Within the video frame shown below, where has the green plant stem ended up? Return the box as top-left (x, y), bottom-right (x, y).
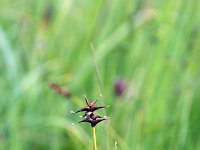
top-left (92, 127), bottom-right (97, 150)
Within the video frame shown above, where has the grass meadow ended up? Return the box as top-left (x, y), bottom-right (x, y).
top-left (0, 0), bottom-right (200, 149)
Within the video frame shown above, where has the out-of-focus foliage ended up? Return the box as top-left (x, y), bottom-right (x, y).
top-left (0, 0), bottom-right (200, 149)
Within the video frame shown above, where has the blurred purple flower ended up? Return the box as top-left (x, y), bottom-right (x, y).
top-left (114, 79), bottom-right (127, 96)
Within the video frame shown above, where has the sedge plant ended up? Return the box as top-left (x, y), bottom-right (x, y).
top-left (72, 95), bottom-right (109, 150)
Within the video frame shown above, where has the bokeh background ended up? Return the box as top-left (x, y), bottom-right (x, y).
top-left (0, 0), bottom-right (200, 149)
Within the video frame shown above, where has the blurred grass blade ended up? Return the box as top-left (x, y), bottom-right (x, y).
top-left (0, 25), bottom-right (17, 81)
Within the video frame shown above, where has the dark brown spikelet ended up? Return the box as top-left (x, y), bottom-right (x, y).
top-left (49, 82), bottom-right (71, 98)
top-left (75, 106), bottom-right (90, 113)
top-left (74, 106), bottom-right (106, 113)
top-left (84, 95), bottom-right (98, 107)
top-left (83, 112), bottom-right (102, 120)
top-left (78, 117), bottom-right (107, 127)
top-left (90, 106), bottom-right (106, 112)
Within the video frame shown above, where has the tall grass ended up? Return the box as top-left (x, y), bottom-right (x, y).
top-left (0, 0), bottom-right (200, 149)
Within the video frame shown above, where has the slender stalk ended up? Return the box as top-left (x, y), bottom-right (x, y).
top-left (92, 127), bottom-right (97, 150)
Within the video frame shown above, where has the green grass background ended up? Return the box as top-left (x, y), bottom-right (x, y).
top-left (0, 0), bottom-right (200, 149)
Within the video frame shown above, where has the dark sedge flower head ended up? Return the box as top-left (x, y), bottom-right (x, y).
top-left (73, 95), bottom-right (109, 127)
top-left (78, 116), bottom-right (108, 127)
